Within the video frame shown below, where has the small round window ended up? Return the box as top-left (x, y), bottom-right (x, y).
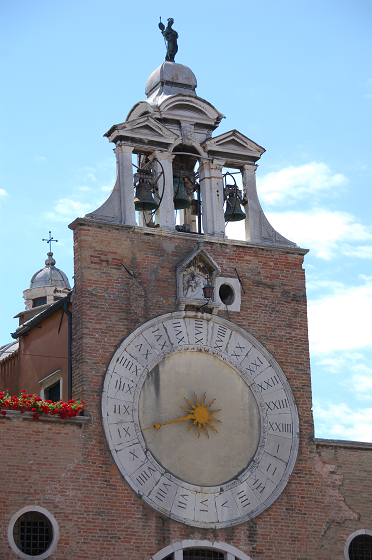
top-left (219, 283), bottom-right (235, 306)
top-left (8, 506), bottom-right (59, 559)
top-left (348, 534), bottom-right (372, 560)
top-left (14, 511), bottom-right (52, 556)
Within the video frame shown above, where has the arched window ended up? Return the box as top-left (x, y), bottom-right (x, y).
top-left (151, 540), bottom-right (252, 560)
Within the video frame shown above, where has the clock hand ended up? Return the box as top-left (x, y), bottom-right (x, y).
top-left (144, 413), bottom-right (194, 430)
top-left (143, 392), bottom-right (222, 438)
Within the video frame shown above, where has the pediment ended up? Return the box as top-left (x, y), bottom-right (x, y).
top-left (176, 246), bottom-right (221, 303)
top-left (202, 129), bottom-right (265, 155)
top-left (159, 95), bottom-right (225, 126)
top-left (126, 101), bottom-right (154, 122)
top-left (104, 115), bottom-right (178, 143)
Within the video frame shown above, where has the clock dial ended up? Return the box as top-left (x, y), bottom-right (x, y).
top-left (102, 312), bottom-right (299, 528)
top-left (139, 351), bottom-right (261, 486)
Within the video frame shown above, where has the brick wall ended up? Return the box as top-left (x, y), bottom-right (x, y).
top-left (1, 220), bottom-right (370, 560)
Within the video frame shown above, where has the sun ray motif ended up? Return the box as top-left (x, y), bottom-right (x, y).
top-left (144, 391), bottom-right (222, 438)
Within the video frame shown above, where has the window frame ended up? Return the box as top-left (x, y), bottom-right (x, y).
top-left (151, 540), bottom-right (252, 560)
top-left (345, 529), bottom-right (372, 560)
top-left (39, 369), bottom-right (62, 401)
top-left (7, 505), bottom-right (60, 560)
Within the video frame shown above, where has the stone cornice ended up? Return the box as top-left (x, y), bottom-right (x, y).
top-left (314, 437), bottom-right (372, 450)
top-left (68, 217), bottom-right (309, 256)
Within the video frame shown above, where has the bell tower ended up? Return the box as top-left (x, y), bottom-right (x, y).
top-left (86, 60), bottom-right (294, 247)
top-left (68, 27), bottom-right (312, 558)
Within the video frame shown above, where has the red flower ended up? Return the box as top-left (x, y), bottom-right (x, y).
top-left (1, 410), bottom-right (6, 416)
top-left (33, 412), bottom-right (39, 420)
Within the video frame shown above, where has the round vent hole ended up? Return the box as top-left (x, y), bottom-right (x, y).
top-left (219, 284), bottom-right (235, 306)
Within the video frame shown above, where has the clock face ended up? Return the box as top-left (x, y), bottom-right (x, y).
top-left (102, 312), bottom-right (299, 528)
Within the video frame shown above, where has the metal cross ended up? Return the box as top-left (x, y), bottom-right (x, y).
top-left (42, 231), bottom-right (58, 252)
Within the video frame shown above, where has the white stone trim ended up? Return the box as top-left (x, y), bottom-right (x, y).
top-left (344, 529), bottom-right (372, 560)
top-left (150, 540), bottom-right (252, 560)
top-left (39, 369), bottom-right (62, 401)
top-left (7, 505), bottom-right (60, 559)
top-left (215, 277), bottom-right (241, 312)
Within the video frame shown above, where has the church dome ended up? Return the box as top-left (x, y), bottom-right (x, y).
top-left (145, 62), bottom-right (197, 101)
top-left (30, 252), bottom-right (71, 290)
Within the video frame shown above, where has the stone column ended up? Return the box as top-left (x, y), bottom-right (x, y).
top-left (241, 163), bottom-right (259, 242)
top-left (114, 143), bottom-right (136, 226)
top-left (199, 159), bottom-right (225, 237)
top-left (152, 152), bottom-right (175, 231)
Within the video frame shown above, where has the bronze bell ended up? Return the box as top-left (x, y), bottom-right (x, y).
top-left (173, 177), bottom-right (191, 210)
top-left (224, 194), bottom-right (246, 222)
top-left (134, 171), bottom-right (158, 212)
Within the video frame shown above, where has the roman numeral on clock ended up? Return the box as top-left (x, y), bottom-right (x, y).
top-left (194, 320), bottom-right (204, 344)
top-left (200, 498), bottom-right (208, 512)
top-left (178, 494), bottom-right (188, 510)
top-left (266, 398), bottom-right (288, 411)
top-left (237, 490), bottom-right (250, 508)
top-left (152, 328), bottom-right (162, 341)
top-left (117, 426), bottom-right (131, 438)
top-left (245, 356), bottom-right (263, 374)
top-left (214, 326), bottom-right (227, 350)
top-left (136, 465), bottom-right (156, 486)
top-left (256, 375), bottom-right (280, 392)
top-left (172, 321), bottom-right (185, 344)
top-left (155, 482), bottom-right (172, 503)
top-left (269, 421), bottom-right (292, 433)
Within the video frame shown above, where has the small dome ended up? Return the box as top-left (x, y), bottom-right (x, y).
top-left (30, 252), bottom-right (71, 290)
top-left (0, 341), bottom-right (19, 362)
top-left (145, 62), bottom-right (197, 97)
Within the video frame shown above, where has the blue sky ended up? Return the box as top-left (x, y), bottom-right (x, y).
top-left (1, 0), bottom-right (371, 441)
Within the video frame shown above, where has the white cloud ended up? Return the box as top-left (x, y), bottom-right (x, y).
top-left (0, 189), bottom-right (8, 197)
top-left (314, 352), bottom-right (372, 401)
top-left (266, 209), bottom-right (372, 259)
top-left (35, 156), bottom-right (47, 162)
top-left (342, 245), bottom-right (372, 259)
top-left (257, 162), bottom-right (347, 205)
top-left (314, 352), bottom-right (364, 374)
top-left (45, 198), bottom-right (94, 222)
top-left (347, 365), bottom-right (372, 401)
top-left (101, 186), bottom-right (111, 192)
top-left (314, 402), bottom-right (372, 442)
top-left (308, 277), bottom-right (372, 354)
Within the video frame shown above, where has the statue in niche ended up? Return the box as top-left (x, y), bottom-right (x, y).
top-left (159, 18), bottom-right (178, 62)
top-left (183, 270), bottom-right (205, 299)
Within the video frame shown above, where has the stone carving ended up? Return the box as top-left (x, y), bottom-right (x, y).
top-left (176, 247), bottom-right (221, 312)
top-left (183, 270), bottom-right (205, 299)
top-left (181, 124), bottom-right (196, 145)
top-left (158, 18), bottom-right (178, 62)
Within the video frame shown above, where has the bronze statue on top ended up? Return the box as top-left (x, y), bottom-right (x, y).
top-left (159, 17), bottom-right (178, 62)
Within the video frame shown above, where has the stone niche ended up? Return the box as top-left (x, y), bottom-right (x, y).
top-left (176, 246), bottom-right (221, 312)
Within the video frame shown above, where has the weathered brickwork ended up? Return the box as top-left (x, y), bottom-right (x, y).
top-left (1, 220), bottom-right (371, 559)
